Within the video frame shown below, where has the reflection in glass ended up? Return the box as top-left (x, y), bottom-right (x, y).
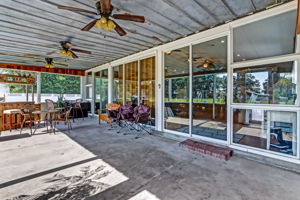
top-left (86, 71), bottom-right (92, 85)
top-left (140, 57), bottom-right (156, 124)
top-left (113, 65), bottom-right (124, 105)
top-left (192, 36), bottom-right (227, 140)
top-left (233, 11), bottom-right (296, 62)
top-left (233, 109), bottom-right (297, 156)
top-left (233, 62), bottom-right (297, 104)
top-left (164, 46), bottom-right (189, 133)
top-left (95, 70), bottom-right (108, 114)
top-left (125, 61), bottom-right (138, 105)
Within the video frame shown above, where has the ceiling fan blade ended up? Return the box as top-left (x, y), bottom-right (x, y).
top-left (81, 19), bottom-right (98, 31)
top-left (112, 14), bottom-right (145, 23)
top-left (100, 0), bottom-right (111, 13)
top-left (57, 5), bottom-right (97, 15)
top-left (54, 62), bottom-right (69, 66)
top-left (113, 21), bottom-right (126, 36)
top-left (71, 51), bottom-right (79, 59)
top-left (71, 48), bottom-right (92, 54)
top-left (46, 50), bottom-right (57, 55)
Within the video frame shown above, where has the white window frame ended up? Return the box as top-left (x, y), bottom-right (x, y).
top-left (85, 1), bottom-right (300, 163)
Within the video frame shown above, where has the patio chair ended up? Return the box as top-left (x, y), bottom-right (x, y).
top-left (133, 105), bottom-right (152, 138)
top-left (52, 108), bottom-right (73, 134)
top-left (19, 109), bottom-right (33, 135)
top-left (45, 99), bottom-right (65, 112)
top-left (105, 103), bottom-right (121, 128)
top-left (73, 98), bottom-right (84, 121)
top-left (118, 104), bottom-right (136, 134)
top-left (20, 104), bottom-right (40, 135)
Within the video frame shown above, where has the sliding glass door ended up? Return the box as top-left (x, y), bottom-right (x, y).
top-left (111, 56), bottom-right (156, 124)
top-left (112, 65), bottom-right (124, 105)
top-left (140, 57), bottom-right (156, 124)
top-left (192, 36), bottom-right (227, 140)
top-left (125, 61), bottom-right (138, 105)
top-left (163, 36), bottom-right (227, 139)
top-left (164, 46), bottom-right (190, 134)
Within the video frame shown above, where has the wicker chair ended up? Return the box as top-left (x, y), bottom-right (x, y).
top-left (45, 99), bottom-right (65, 112)
top-left (73, 98), bottom-right (84, 121)
top-left (52, 108), bottom-right (73, 134)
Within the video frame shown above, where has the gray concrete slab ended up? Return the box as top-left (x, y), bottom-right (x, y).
top-left (0, 119), bottom-right (300, 200)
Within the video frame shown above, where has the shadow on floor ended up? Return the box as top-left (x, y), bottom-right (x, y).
top-left (0, 133), bottom-right (31, 142)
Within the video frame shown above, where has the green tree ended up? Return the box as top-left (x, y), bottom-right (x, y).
top-left (41, 73), bottom-right (80, 94)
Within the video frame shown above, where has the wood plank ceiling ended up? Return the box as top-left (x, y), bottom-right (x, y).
top-left (0, 0), bottom-right (292, 70)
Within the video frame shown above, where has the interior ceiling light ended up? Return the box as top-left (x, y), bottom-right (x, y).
top-left (237, 54), bottom-right (241, 57)
top-left (165, 51), bottom-right (172, 55)
top-left (221, 40), bottom-right (225, 43)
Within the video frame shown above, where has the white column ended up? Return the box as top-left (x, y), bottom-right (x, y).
top-left (123, 64), bottom-right (126, 105)
top-left (227, 30), bottom-right (233, 146)
top-left (81, 76), bottom-right (86, 100)
top-left (36, 72), bottom-right (41, 103)
top-left (168, 79), bottom-right (172, 101)
top-left (91, 72), bottom-right (95, 115)
top-left (156, 47), bottom-right (164, 131)
top-left (212, 74), bottom-right (216, 120)
top-left (189, 44), bottom-right (193, 137)
top-left (138, 59), bottom-right (141, 105)
top-left (295, 34), bottom-right (300, 158)
top-left (108, 65), bottom-right (113, 103)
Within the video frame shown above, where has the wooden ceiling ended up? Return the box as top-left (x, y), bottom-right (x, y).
top-left (0, 0), bottom-right (292, 70)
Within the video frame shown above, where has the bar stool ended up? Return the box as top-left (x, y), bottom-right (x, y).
top-left (3, 109), bottom-right (22, 132)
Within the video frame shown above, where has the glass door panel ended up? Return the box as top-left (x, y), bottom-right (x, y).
top-left (164, 46), bottom-right (190, 133)
top-left (95, 69), bottom-right (108, 114)
top-left (192, 36), bottom-right (227, 140)
top-left (233, 109), bottom-right (297, 156)
top-left (140, 56), bottom-right (156, 125)
top-left (125, 61), bottom-right (138, 105)
top-left (113, 65), bottom-right (124, 105)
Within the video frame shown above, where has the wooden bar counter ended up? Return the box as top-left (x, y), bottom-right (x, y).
top-left (0, 101), bottom-right (34, 131)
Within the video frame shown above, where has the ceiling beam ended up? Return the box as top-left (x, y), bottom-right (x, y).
top-left (0, 63), bottom-right (85, 76)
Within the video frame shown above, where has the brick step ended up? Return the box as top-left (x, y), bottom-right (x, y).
top-left (179, 139), bottom-right (233, 161)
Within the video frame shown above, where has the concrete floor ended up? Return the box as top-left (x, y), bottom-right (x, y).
top-left (1, 119), bottom-right (300, 200)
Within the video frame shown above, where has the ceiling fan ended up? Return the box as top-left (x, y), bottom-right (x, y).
top-left (37, 57), bottom-right (69, 68)
top-left (57, 0), bottom-right (145, 36)
top-left (194, 57), bottom-right (219, 68)
top-left (45, 58), bottom-right (54, 68)
top-left (47, 41), bottom-right (92, 59)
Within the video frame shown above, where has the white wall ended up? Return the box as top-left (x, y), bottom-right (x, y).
top-left (4, 93), bottom-right (82, 102)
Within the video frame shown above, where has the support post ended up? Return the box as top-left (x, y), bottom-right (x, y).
top-left (91, 72), bottom-right (95, 116)
top-left (108, 66), bottom-right (113, 104)
top-left (36, 72), bottom-right (41, 103)
top-left (26, 85), bottom-right (28, 102)
top-left (156, 47), bottom-right (164, 131)
top-left (80, 76), bottom-right (86, 100)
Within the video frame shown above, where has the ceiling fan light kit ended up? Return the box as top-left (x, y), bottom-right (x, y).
top-left (45, 63), bottom-right (54, 68)
top-left (45, 57), bottom-right (54, 68)
top-left (95, 17), bottom-right (116, 31)
top-left (59, 50), bottom-right (73, 57)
